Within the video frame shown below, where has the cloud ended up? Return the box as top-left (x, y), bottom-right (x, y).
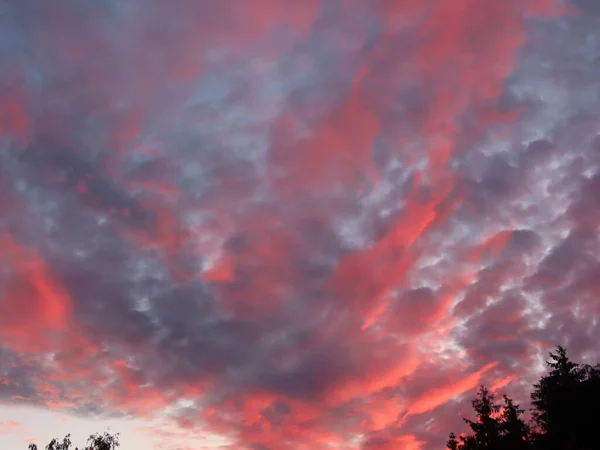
top-left (362, 433), bottom-right (425, 450)
top-left (0, 1), bottom-right (598, 449)
top-left (404, 362), bottom-right (498, 418)
top-left (0, 419), bottom-right (22, 435)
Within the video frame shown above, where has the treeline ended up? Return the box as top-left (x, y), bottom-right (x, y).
top-left (446, 346), bottom-right (600, 450)
top-left (27, 431), bottom-right (119, 450)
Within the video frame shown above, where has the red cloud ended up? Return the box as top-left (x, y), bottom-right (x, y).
top-left (0, 234), bottom-right (71, 353)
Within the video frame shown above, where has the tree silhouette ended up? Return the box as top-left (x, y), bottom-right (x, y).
top-left (446, 345), bottom-right (600, 450)
top-left (27, 431), bottom-right (119, 450)
top-left (459, 386), bottom-right (502, 450)
top-left (499, 395), bottom-right (529, 450)
top-left (531, 347), bottom-right (600, 450)
top-left (39, 434), bottom-right (72, 450)
top-left (447, 389), bottom-right (532, 450)
top-left (446, 432), bottom-right (460, 450)
top-left (530, 346), bottom-right (581, 442)
top-left (85, 431), bottom-right (120, 450)
top-left (576, 362), bottom-right (600, 448)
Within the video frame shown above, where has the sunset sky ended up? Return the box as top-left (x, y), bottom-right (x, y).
top-left (1, 1), bottom-right (600, 449)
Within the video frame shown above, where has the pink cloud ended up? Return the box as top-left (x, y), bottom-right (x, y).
top-left (0, 420), bottom-right (24, 436)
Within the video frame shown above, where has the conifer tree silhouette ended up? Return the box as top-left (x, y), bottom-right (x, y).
top-left (499, 395), bottom-right (529, 450)
top-left (530, 346), bottom-right (584, 449)
top-left (459, 385), bottom-right (502, 450)
top-left (447, 345), bottom-right (600, 450)
top-left (531, 346), bottom-right (600, 450)
top-left (446, 432), bottom-right (460, 450)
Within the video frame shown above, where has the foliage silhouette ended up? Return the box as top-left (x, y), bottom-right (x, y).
top-left (446, 432), bottom-right (460, 450)
top-left (27, 431), bottom-right (119, 450)
top-left (446, 345), bottom-right (600, 450)
top-left (498, 395), bottom-right (529, 450)
top-left (85, 432), bottom-right (120, 450)
top-left (460, 386), bottom-right (502, 450)
top-left (530, 346), bottom-right (599, 450)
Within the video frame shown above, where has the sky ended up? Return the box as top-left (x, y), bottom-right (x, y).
top-left (0, 0), bottom-right (599, 449)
